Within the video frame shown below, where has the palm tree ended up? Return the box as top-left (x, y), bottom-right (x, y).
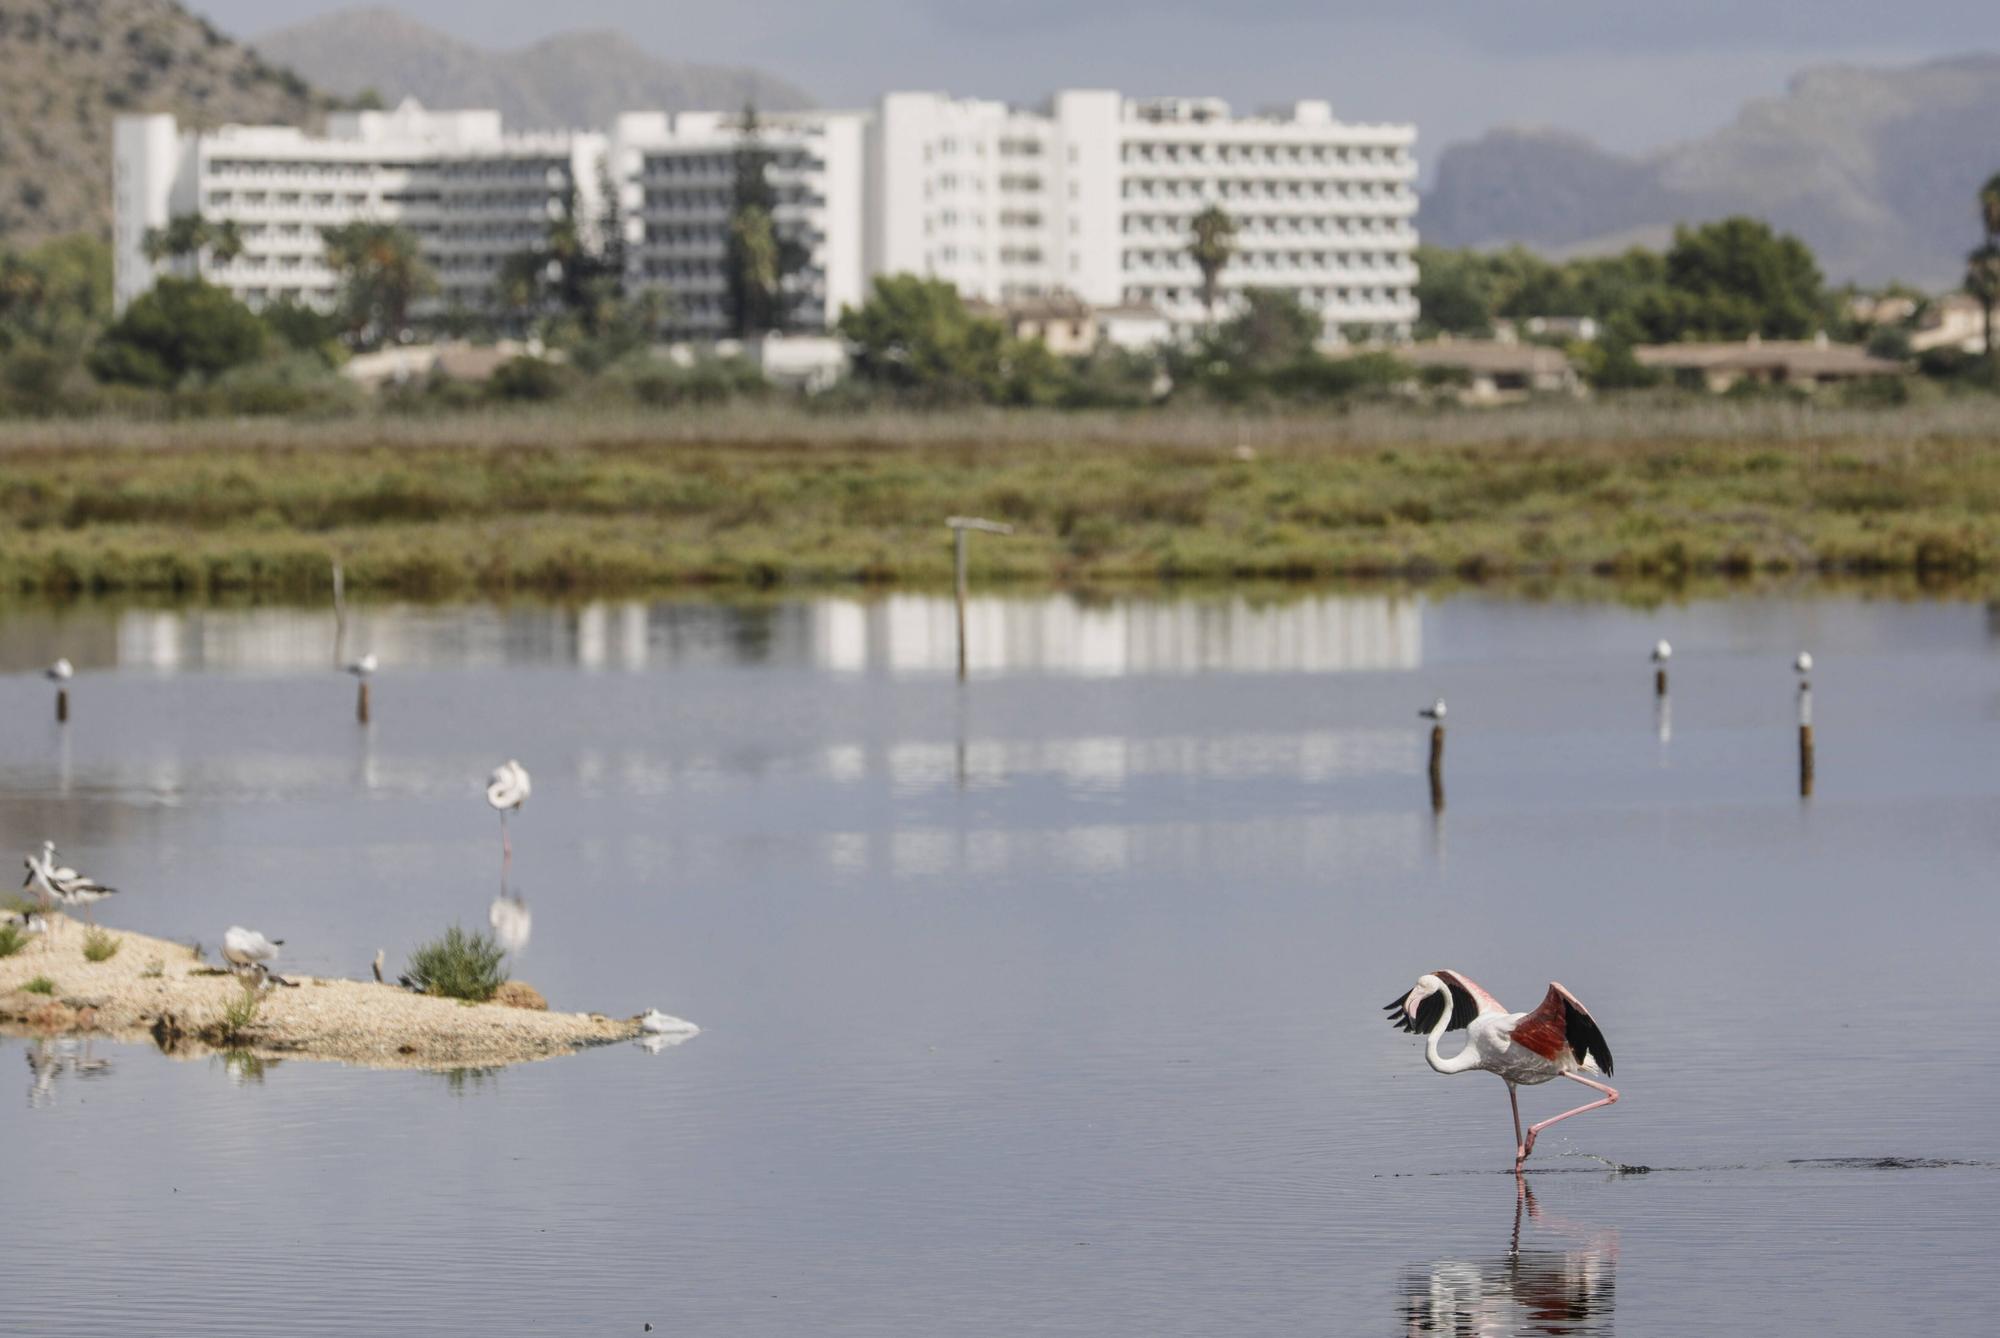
top-left (320, 221), bottom-right (437, 346)
top-left (1187, 204), bottom-right (1237, 325)
top-left (1968, 243), bottom-right (2000, 360)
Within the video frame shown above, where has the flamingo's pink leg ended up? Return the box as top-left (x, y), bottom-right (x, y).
top-left (1521, 1072), bottom-right (1620, 1163)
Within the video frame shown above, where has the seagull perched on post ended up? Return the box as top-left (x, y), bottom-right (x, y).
top-left (486, 760), bottom-right (532, 861)
top-left (1418, 698), bottom-right (1447, 722)
top-left (1651, 640), bottom-right (1672, 665)
top-left (344, 652), bottom-right (378, 678)
top-left (44, 658), bottom-right (72, 683)
top-left (1793, 651), bottom-right (1813, 676)
top-left (1385, 970), bottom-right (1619, 1173)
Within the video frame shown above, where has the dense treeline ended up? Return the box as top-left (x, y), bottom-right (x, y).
top-left (4, 206), bottom-right (1998, 422)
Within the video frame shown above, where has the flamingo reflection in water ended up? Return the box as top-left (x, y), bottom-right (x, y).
top-left (1401, 1180), bottom-right (1617, 1336)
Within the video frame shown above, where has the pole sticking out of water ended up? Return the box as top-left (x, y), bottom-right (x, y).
top-left (55, 688), bottom-right (68, 724)
top-left (946, 517), bottom-right (1014, 681)
top-left (356, 679), bottom-right (371, 725)
top-left (1428, 724), bottom-right (1446, 813)
top-left (1419, 698), bottom-right (1447, 813)
top-left (1797, 680), bottom-right (1815, 799)
top-left (1651, 639), bottom-right (1672, 699)
top-left (1794, 651), bottom-right (1814, 798)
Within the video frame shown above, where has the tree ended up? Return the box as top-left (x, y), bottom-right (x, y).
top-left (1967, 244), bottom-right (2000, 360)
top-left (723, 104), bottom-right (808, 338)
top-left (88, 277), bottom-right (265, 387)
top-left (1649, 217), bottom-right (1825, 341)
top-left (1412, 245), bottom-right (1494, 337)
top-left (838, 274), bottom-right (1060, 404)
top-left (319, 222), bottom-right (436, 346)
top-left (0, 236), bottom-right (112, 354)
top-left (1980, 171), bottom-right (2000, 244)
top-left (1187, 204), bottom-right (1237, 324)
top-left (1202, 289), bottom-right (1320, 372)
top-left (142, 214), bottom-right (244, 272)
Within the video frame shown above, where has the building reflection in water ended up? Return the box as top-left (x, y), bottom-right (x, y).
top-left (1400, 1181), bottom-right (1616, 1335)
top-left (0, 592), bottom-right (1424, 678)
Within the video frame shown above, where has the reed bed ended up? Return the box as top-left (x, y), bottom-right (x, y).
top-left (3, 399), bottom-right (1999, 595)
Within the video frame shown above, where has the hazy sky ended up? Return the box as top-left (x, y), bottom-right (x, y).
top-left (189, 1), bottom-right (1990, 160)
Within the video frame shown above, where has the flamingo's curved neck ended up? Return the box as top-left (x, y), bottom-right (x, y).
top-left (1425, 993), bottom-right (1483, 1075)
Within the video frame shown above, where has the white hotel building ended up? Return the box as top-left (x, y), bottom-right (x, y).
top-left (613, 110), bottom-right (867, 337)
top-left (113, 100), bottom-right (607, 318)
top-left (871, 91), bottom-right (1419, 340)
top-left (115, 91), bottom-right (1418, 342)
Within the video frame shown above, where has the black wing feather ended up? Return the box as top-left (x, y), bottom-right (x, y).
top-left (1383, 974), bottom-right (1479, 1036)
top-left (1561, 994), bottom-right (1614, 1077)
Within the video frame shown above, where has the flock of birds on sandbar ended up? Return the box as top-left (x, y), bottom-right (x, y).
top-left (11, 652), bottom-right (698, 1049)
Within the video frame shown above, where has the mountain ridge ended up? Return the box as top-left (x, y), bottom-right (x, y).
top-left (253, 6), bottom-right (815, 131)
top-left (0, 0), bottom-right (327, 246)
top-left (1424, 54), bottom-right (2000, 285)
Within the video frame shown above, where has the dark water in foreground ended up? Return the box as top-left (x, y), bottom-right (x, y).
top-left (3, 591), bottom-right (1996, 1335)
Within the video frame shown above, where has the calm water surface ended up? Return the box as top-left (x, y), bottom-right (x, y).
top-left (3, 590), bottom-right (1996, 1335)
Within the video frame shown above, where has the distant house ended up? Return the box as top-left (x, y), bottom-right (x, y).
top-left (968, 294), bottom-right (1098, 356)
top-left (1635, 335), bottom-right (1903, 392)
top-left (1096, 303), bottom-right (1173, 351)
top-left (1909, 294), bottom-right (1987, 355)
top-left (1400, 339), bottom-right (1583, 403)
top-left (341, 339), bottom-right (550, 390)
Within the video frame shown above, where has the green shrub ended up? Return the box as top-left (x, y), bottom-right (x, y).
top-left (82, 927), bottom-right (121, 962)
top-left (404, 925), bottom-right (507, 1002)
top-left (0, 923), bottom-right (27, 958)
top-left (215, 976), bottom-right (261, 1041)
top-left (23, 976), bottom-right (55, 995)
top-left (486, 356), bottom-right (569, 402)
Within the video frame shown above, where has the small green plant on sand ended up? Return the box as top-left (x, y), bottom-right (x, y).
top-left (0, 924), bottom-right (27, 959)
top-left (403, 926), bottom-right (508, 1003)
top-left (22, 976), bottom-right (56, 995)
top-left (82, 928), bottom-right (121, 962)
top-left (215, 976), bottom-right (262, 1041)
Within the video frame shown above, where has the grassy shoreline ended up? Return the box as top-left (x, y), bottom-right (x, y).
top-left (5, 400), bottom-right (2000, 597)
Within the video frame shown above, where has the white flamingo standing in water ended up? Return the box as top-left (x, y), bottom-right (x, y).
top-left (1385, 971), bottom-right (1619, 1172)
top-left (486, 760), bottom-right (531, 861)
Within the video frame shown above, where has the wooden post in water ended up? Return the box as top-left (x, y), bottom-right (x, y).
top-left (356, 680), bottom-right (371, 725)
top-left (55, 689), bottom-right (68, 724)
top-left (1797, 682), bottom-right (1814, 798)
top-left (1428, 724), bottom-right (1446, 813)
top-left (1655, 667), bottom-right (1668, 698)
top-left (945, 517), bottom-right (1014, 681)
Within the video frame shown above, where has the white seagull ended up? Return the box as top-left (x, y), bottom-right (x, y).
top-left (486, 760), bottom-right (532, 860)
top-left (489, 893), bottom-right (532, 954)
top-left (1794, 651), bottom-right (1814, 676)
top-left (44, 658), bottom-right (73, 682)
top-left (1651, 640), bottom-right (1672, 664)
top-left (344, 652), bottom-right (378, 677)
top-left (221, 926), bottom-right (284, 976)
top-left (1419, 698), bottom-right (1447, 722)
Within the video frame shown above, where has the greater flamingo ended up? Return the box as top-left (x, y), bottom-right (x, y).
top-left (1385, 970), bottom-right (1618, 1171)
top-left (486, 760), bottom-right (531, 861)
